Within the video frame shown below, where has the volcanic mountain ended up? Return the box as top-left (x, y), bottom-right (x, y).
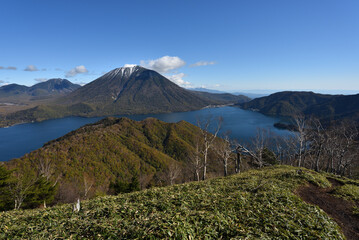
top-left (1, 66), bottom-right (247, 127)
top-left (59, 65), bottom-right (244, 115)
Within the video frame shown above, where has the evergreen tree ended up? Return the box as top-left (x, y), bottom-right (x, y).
top-left (109, 179), bottom-right (130, 194)
top-left (262, 148), bottom-right (278, 165)
top-left (128, 175), bottom-right (140, 192)
top-left (0, 165), bottom-right (13, 211)
top-left (22, 177), bottom-right (57, 209)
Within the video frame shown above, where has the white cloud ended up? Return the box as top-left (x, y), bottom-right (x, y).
top-left (34, 78), bottom-right (49, 82)
top-left (140, 56), bottom-right (185, 73)
top-left (0, 66), bottom-right (17, 70)
top-left (0, 80), bottom-right (9, 86)
top-left (75, 81), bottom-right (88, 86)
top-left (24, 65), bottom-right (39, 71)
top-left (190, 61), bottom-right (216, 67)
top-left (65, 65), bottom-right (88, 77)
top-left (166, 73), bottom-right (191, 87)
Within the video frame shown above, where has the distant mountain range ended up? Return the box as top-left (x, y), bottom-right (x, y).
top-left (0, 66), bottom-right (247, 127)
top-left (189, 87), bottom-right (266, 99)
top-left (0, 79), bottom-right (80, 101)
top-left (238, 91), bottom-right (359, 123)
top-left (190, 91), bottom-right (250, 104)
top-left (189, 87), bottom-right (226, 94)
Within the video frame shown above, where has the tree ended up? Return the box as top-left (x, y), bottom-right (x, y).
top-left (7, 168), bottom-right (57, 210)
top-left (292, 115), bottom-right (309, 167)
top-left (109, 179), bottom-right (130, 195)
top-left (82, 174), bottom-right (95, 199)
top-left (128, 175), bottom-right (140, 192)
top-left (262, 148), bottom-right (278, 165)
top-left (0, 165), bottom-right (13, 211)
top-left (166, 162), bottom-right (182, 185)
top-left (8, 172), bottom-right (36, 210)
top-left (188, 139), bottom-right (202, 181)
top-left (235, 128), bottom-right (273, 168)
top-left (214, 133), bottom-right (233, 176)
top-left (23, 176), bottom-right (57, 209)
top-left (333, 121), bottom-right (358, 176)
top-left (307, 118), bottom-right (325, 172)
top-left (197, 116), bottom-right (222, 180)
top-left (30, 151), bottom-right (54, 181)
top-left (110, 175), bottom-right (140, 195)
top-left (234, 144), bottom-right (242, 174)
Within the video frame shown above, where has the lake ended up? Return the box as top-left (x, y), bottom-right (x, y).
top-left (0, 106), bottom-right (290, 162)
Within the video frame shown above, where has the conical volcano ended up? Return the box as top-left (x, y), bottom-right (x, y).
top-left (2, 65), bottom-right (248, 126)
top-left (61, 65), bottom-right (215, 114)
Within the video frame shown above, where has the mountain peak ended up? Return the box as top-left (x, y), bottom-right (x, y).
top-left (104, 65), bottom-right (144, 79)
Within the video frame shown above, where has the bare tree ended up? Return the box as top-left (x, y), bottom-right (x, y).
top-left (307, 118), bottom-right (325, 172)
top-left (188, 138), bottom-right (202, 181)
top-left (214, 133), bottom-right (233, 176)
top-left (197, 116), bottom-right (222, 180)
top-left (334, 122), bottom-right (358, 176)
top-left (166, 162), bottom-right (182, 185)
top-left (30, 151), bottom-right (54, 181)
top-left (83, 175), bottom-right (94, 199)
top-left (235, 128), bottom-right (274, 168)
top-left (273, 135), bottom-right (288, 164)
top-left (292, 115), bottom-right (308, 167)
top-left (323, 126), bottom-right (340, 173)
top-left (236, 143), bottom-right (265, 168)
top-left (8, 172), bottom-right (36, 210)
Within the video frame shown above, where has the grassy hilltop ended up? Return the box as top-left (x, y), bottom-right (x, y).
top-left (2, 165), bottom-right (358, 239)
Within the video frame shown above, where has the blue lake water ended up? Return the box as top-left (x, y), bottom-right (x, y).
top-left (0, 106), bottom-right (290, 162)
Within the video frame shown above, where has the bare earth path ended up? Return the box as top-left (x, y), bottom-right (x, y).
top-left (297, 178), bottom-right (359, 240)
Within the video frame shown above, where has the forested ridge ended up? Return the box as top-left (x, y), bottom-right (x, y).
top-left (239, 91), bottom-right (359, 123)
top-left (1, 117), bottom-right (226, 209)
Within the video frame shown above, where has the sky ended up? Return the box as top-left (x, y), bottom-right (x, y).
top-left (0, 0), bottom-right (358, 94)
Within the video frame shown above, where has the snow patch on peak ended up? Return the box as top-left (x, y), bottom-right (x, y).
top-left (123, 64), bottom-right (137, 68)
top-left (103, 65), bottom-right (141, 79)
top-left (119, 64), bottom-right (139, 76)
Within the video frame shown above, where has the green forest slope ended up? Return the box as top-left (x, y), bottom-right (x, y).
top-left (6, 117), bottom-right (222, 203)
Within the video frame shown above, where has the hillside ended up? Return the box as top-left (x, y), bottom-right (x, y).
top-left (0, 79), bottom-right (81, 116)
top-left (0, 79), bottom-right (80, 101)
top-left (238, 91), bottom-right (359, 122)
top-left (6, 117), bottom-right (222, 203)
top-left (0, 66), bottom-right (245, 127)
top-left (190, 90), bottom-right (250, 104)
top-left (2, 166), bottom-right (358, 239)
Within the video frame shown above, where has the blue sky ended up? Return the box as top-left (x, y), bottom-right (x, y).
top-left (0, 0), bottom-right (358, 93)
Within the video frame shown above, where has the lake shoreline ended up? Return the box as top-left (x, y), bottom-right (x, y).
top-left (0, 106), bottom-right (291, 162)
top-left (0, 103), bottom-right (238, 129)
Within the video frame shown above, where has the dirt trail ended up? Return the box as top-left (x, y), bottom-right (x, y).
top-left (297, 178), bottom-right (359, 240)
